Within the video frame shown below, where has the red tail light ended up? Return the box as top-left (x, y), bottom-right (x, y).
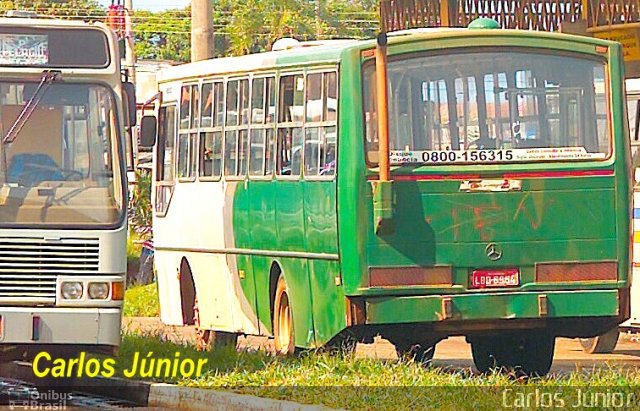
top-left (369, 266), bottom-right (452, 287)
top-left (535, 262), bottom-right (617, 283)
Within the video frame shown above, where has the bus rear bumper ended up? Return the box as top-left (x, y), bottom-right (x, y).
top-left (0, 307), bottom-right (121, 348)
top-left (356, 289), bottom-right (627, 337)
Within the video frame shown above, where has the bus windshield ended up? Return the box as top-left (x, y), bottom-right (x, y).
top-left (0, 81), bottom-right (123, 227)
top-left (364, 49), bottom-right (610, 165)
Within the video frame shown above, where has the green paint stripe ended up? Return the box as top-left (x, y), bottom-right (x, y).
top-left (155, 246), bottom-right (339, 261)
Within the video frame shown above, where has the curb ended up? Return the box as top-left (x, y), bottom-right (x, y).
top-left (1, 362), bottom-right (337, 410)
top-left (0, 362), bottom-right (151, 405)
top-left (149, 383), bottom-right (337, 411)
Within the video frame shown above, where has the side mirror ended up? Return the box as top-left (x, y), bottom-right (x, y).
top-left (140, 115), bottom-right (157, 148)
top-left (122, 82), bottom-right (137, 127)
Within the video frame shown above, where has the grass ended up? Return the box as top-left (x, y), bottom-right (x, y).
top-left (112, 332), bottom-right (640, 410)
top-left (123, 284), bottom-right (159, 317)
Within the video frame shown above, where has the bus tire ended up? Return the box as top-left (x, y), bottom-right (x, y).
top-left (580, 328), bottom-right (619, 354)
top-left (393, 340), bottom-right (436, 366)
top-left (471, 333), bottom-right (555, 376)
top-left (193, 297), bottom-right (238, 351)
top-left (273, 275), bottom-right (296, 355)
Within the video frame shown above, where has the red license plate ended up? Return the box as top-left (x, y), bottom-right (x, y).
top-left (471, 269), bottom-right (519, 289)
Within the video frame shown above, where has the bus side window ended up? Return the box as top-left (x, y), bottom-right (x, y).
top-left (305, 71), bottom-right (337, 177)
top-left (179, 85), bottom-right (191, 129)
top-left (225, 80), bottom-right (239, 176)
top-left (156, 105), bottom-right (176, 182)
top-left (201, 83), bottom-right (213, 128)
top-left (265, 77), bottom-right (276, 176)
top-left (199, 81), bottom-right (222, 180)
top-left (249, 77), bottom-right (266, 176)
top-left (177, 84), bottom-right (198, 180)
top-left (277, 74), bottom-right (304, 177)
top-left (238, 79), bottom-right (250, 176)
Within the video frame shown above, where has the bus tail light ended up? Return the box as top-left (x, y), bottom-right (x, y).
top-left (369, 266), bottom-right (452, 287)
top-left (535, 262), bottom-right (617, 283)
top-left (111, 281), bottom-right (125, 301)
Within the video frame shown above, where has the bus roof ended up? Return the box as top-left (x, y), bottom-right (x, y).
top-left (157, 39), bottom-right (358, 83)
top-left (157, 28), bottom-right (619, 84)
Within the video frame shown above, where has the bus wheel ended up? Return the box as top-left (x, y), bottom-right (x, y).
top-left (273, 275), bottom-right (296, 355)
top-left (580, 328), bottom-right (619, 354)
top-left (393, 340), bottom-right (436, 366)
top-left (193, 297), bottom-right (238, 351)
top-left (471, 333), bottom-right (555, 376)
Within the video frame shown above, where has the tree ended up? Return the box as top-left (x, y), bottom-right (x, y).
top-left (214, 0), bottom-right (378, 56)
top-left (0, 0), bottom-right (105, 20)
top-left (133, 8), bottom-right (191, 62)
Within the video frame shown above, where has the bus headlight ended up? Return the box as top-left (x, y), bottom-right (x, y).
top-left (88, 282), bottom-right (109, 300)
top-left (61, 281), bottom-right (83, 300)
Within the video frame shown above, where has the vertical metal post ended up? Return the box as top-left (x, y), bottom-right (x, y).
top-left (315, 0), bottom-right (322, 38)
top-left (124, 0), bottom-right (136, 83)
top-left (191, 0), bottom-right (214, 62)
top-left (440, 0), bottom-right (451, 27)
top-left (581, 0), bottom-right (589, 23)
top-left (375, 32), bottom-right (390, 182)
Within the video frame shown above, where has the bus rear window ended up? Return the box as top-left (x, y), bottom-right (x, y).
top-left (363, 49), bottom-right (610, 165)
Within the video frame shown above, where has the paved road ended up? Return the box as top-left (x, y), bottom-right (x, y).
top-left (124, 317), bottom-right (640, 374)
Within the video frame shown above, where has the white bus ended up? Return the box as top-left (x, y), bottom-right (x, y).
top-left (0, 16), bottom-right (133, 359)
top-left (579, 79), bottom-right (640, 354)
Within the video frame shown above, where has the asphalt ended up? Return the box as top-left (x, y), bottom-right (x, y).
top-left (123, 317), bottom-right (640, 374)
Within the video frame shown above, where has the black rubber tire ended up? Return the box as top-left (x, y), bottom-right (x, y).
top-left (580, 328), bottom-right (620, 354)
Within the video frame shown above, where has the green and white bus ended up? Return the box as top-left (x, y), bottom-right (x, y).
top-left (0, 15), bottom-right (133, 359)
top-left (144, 23), bottom-right (631, 375)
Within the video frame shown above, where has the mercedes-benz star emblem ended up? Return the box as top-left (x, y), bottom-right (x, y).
top-left (485, 243), bottom-right (503, 261)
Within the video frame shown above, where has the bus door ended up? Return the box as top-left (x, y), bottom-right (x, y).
top-left (246, 76), bottom-right (277, 335)
top-left (301, 71), bottom-right (344, 344)
top-left (222, 78), bottom-right (261, 333)
top-left (274, 73), bottom-right (314, 346)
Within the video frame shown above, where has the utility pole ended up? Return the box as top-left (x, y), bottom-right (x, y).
top-left (192, 0), bottom-right (214, 62)
top-left (124, 0), bottom-right (136, 83)
top-left (315, 0), bottom-right (322, 38)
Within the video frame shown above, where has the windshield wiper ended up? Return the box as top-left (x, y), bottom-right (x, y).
top-left (3, 70), bottom-right (61, 144)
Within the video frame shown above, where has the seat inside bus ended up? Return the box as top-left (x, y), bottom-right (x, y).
top-left (2, 105), bottom-right (64, 186)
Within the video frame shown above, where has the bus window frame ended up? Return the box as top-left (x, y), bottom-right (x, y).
top-left (224, 76), bottom-right (250, 181)
top-left (177, 82), bottom-right (200, 183)
top-left (276, 71), bottom-right (306, 181)
top-left (155, 102), bottom-right (178, 218)
top-left (248, 73), bottom-right (277, 182)
top-left (303, 68), bottom-right (339, 182)
top-left (198, 78), bottom-right (224, 182)
top-left (361, 47), bottom-right (614, 169)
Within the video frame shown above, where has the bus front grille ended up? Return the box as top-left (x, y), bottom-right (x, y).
top-left (0, 238), bottom-right (99, 303)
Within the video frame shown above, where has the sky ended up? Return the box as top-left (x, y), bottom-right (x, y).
top-left (98, 0), bottom-right (190, 10)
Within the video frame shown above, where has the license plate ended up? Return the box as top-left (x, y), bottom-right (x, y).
top-left (471, 269), bottom-right (519, 289)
